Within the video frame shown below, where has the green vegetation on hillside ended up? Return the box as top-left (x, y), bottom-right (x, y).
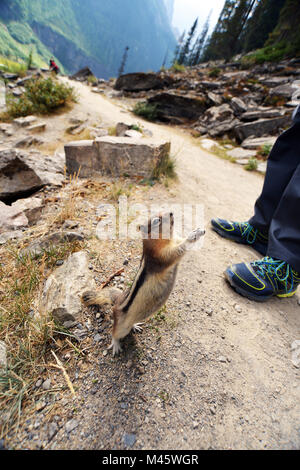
top-left (198, 0), bottom-right (300, 64)
top-left (0, 0), bottom-right (176, 78)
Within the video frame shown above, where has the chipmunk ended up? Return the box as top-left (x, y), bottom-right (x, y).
top-left (82, 212), bottom-right (205, 355)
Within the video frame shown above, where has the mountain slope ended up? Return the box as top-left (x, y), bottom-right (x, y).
top-left (0, 0), bottom-right (176, 78)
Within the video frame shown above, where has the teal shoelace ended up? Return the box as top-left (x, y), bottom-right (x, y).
top-left (252, 257), bottom-right (297, 293)
top-left (239, 222), bottom-right (258, 245)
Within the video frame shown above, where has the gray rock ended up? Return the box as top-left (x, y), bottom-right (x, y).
top-left (39, 251), bottom-right (96, 322)
top-left (124, 129), bottom-right (142, 139)
top-left (65, 137), bottom-right (171, 179)
top-left (227, 148), bottom-right (257, 160)
top-left (207, 92), bottom-right (223, 106)
top-left (235, 115), bottom-right (291, 142)
top-left (21, 231), bottom-right (84, 258)
top-left (15, 136), bottom-right (42, 148)
top-left (260, 76), bottom-right (290, 87)
top-left (0, 340), bottom-right (7, 369)
top-left (115, 72), bottom-right (174, 92)
top-left (241, 136), bottom-right (277, 150)
top-left (13, 116), bottom-right (37, 127)
top-left (148, 92), bottom-right (208, 122)
top-left (204, 104), bottom-right (234, 123)
top-left (0, 148), bottom-right (65, 202)
top-left (28, 123), bottom-right (47, 133)
top-left (207, 119), bottom-right (240, 138)
top-left (270, 83), bottom-right (299, 99)
top-left (0, 230), bottom-right (23, 245)
top-left (240, 107), bottom-right (286, 122)
top-left (48, 422), bottom-right (58, 440)
top-left (116, 122), bottom-right (131, 137)
top-left (42, 378), bottom-right (51, 390)
top-left (0, 201), bottom-right (28, 232)
top-left (123, 433), bottom-right (136, 448)
top-left (230, 97), bottom-right (248, 115)
top-left (65, 419), bottom-right (78, 433)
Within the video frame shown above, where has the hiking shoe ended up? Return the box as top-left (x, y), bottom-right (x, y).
top-left (225, 257), bottom-right (300, 302)
top-left (211, 218), bottom-right (268, 256)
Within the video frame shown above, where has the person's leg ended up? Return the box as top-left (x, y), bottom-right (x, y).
top-left (224, 164), bottom-right (300, 301)
top-left (267, 163), bottom-right (300, 273)
top-left (249, 107), bottom-right (300, 234)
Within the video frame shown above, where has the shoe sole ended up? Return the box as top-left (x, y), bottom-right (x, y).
top-left (211, 225), bottom-right (267, 257)
top-left (225, 268), bottom-right (297, 302)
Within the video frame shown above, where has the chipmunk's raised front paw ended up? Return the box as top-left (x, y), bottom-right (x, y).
top-left (108, 338), bottom-right (122, 356)
top-left (188, 228), bottom-right (205, 242)
top-left (133, 323), bottom-right (144, 333)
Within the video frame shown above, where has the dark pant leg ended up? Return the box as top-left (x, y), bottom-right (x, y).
top-left (249, 109), bottom-right (300, 234)
top-left (267, 163), bottom-right (300, 272)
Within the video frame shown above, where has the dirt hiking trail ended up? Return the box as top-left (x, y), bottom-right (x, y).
top-left (15, 79), bottom-right (300, 449)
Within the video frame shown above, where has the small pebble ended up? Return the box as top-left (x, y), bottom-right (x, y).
top-left (42, 378), bottom-right (51, 390)
top-left (65, 419), bottom-right (78, 433)
top-left (123, 433), bottom-right (136, 448)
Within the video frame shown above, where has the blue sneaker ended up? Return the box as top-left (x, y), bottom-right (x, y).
top-left (225, 257), bottom-right (300, 302)
top-left (211, 218), bottom-right (268, 256)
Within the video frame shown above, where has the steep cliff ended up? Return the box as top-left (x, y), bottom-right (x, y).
top-left (0, 0), bottom-right (176, 78)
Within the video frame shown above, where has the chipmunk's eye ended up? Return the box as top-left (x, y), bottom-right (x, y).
top-left (152, 217), bottom-right (161, 226)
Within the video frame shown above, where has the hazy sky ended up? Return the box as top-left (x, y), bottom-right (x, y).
top-left (172, 0), bottom-right (225, 35)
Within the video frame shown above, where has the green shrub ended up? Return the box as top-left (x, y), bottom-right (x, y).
top-left (133, 102), bottom-right (158, 121)
top-left (171, 61), bottom-right (185, 73)
top-left (87, 75), bottom-right (98, 85)
top-left (259, 144), bottom-right (273, 158)
top-left (152, 153), bottom-right (177, 180)
top-left (245, 157), bottom-right (258, 171)
top-left (241, 41), bottom-right (294, 66)
top-left (209, 67), bottom-right (221, 78)
top-left (5, 77), bottom-right (76, 118)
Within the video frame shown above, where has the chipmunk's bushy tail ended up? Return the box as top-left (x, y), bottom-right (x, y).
top-left (82, 288), bottom-right (121, 307)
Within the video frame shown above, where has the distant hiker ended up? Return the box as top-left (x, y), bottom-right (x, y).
top-left (49, 58), bottom-right (59, 74)
top-left (211, 105), bottom-right (300, 302)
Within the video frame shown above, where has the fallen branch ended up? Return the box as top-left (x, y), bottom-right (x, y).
top-left (100, 267), bottom-right (124, 289)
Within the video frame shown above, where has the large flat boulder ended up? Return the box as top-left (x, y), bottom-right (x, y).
top-left (0, 148), bottom-right (65, 202)
top-left (241, 136), bottom-right (277, 150)
top-left (240, 107), bottom-right (286, 122)
top-left (147, 93), bottom-right (208, 122)
top-left (65, 137), bottom-right (171, 178)
top-left (115, 73), bottom-right (174, 92)
top-left (269, 83), bottom-right (300, 99)
top-left (234, 115), bottom-right (291, 142)
top-left (39, 251), bottom-right (96, 323)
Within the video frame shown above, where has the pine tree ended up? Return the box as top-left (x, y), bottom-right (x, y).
top-left (242, 0), bottom-right (286, 52)
top-left (172, 31), bottom-right (185, 66)
top-left (190, 11), bottom-right (212, 66)
top-left (204, 0), bottom-right (257, 61)
top-left (178, 18), bottom-right (198, 65)
top-left (118, 46), bottom-right (129, 77)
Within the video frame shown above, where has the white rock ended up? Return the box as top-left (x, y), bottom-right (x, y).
top-left (13, 116), bottom-right (37, 127)
top-left (228, 148), bottom-right (257, 160)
